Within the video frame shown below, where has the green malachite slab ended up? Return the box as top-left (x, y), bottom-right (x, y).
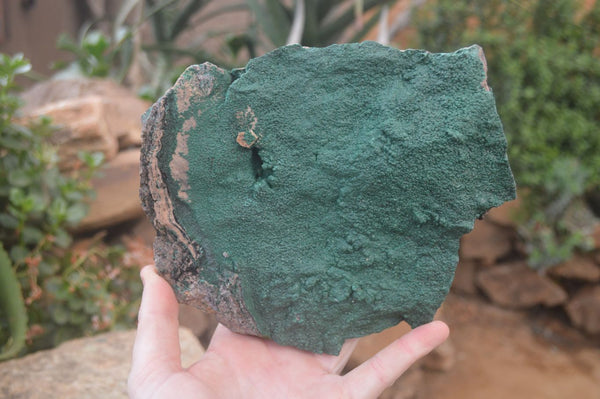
top-left (140, 42), bottom-right (516, 354)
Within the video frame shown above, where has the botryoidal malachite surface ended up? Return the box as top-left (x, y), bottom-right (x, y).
top-left (140, 42), bottom-right (516, 354)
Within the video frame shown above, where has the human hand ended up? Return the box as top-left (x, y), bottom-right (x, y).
top-left (128, 265), bottom-right (449, 399)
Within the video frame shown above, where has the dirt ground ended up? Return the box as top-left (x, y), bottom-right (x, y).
top-left (180, 289), bottom-right (600, 399)
top-left (413, 293), bottom-right (600, 399)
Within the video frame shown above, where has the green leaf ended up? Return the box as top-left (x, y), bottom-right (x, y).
top-left (0, 135), bottom-right (27, 150)
top-left (69, 311), bottom-right (87, 325)
top-left (8, 169), bottom-right (32, 187)
top-left (0, 243), bottom-right (28, 360)
top-left (50, 305), bottom-right (70, 325)
top-left (65, 203), bottom-right (88, 224)
top-left (53, 228), bottom-right (72, 248)
top-left (38, 260), bottom-right (59, 278)
top-left (66, 271), bottom-right (82, 286)
top-left (28, 192), bottom-right (48, 213)
top-left (19, 195), bottom-right (36, 213)
top-left (63, 190), bottom-right (84, 203)
top-left (78, 151), bottom-right (105, 169)
top-left (83, 300), bottom-right (100, 314)
top-left (82, 31), bottom-right (111, 59)
top-left (0, 213), bottom-right (19, 229)
top-left (44, 277), bottom-right (64, 297)
top-left (9, 245), bottom-right (29, 264)
top-left (21, 226), bottom-right (44, 245)
top-left (246, 0), bottom-right (291, 47)
top-left (9, 188), bottom-right (26, 206)
top-left (50, 60), bottom-right (69, 71)
top-left (48, 197), bottom-right (68, 225)
top-left (67, 297), bottom-right (84, 311)
top-left (13, 62), bottom-right (31, 75)
top-left (56, 33), bottom-right (83, 55)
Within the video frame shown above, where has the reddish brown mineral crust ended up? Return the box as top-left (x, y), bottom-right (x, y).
top-left (173, 70), bottom-right (215, 113)
top-left (235, 106), bottom-right (260, 148)
top-left (169, 117), bottom-right (196, 202)
top-left (145, 107), bottom-right (197, 260)
top-left (478, 47), bottom-right (490, 92)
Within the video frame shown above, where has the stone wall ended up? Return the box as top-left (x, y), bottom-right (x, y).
top-left (457, 200), bottom-right (600, 337)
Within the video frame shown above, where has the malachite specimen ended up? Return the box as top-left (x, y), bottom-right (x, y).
top-left (140, 42), bottom-right (516, 354)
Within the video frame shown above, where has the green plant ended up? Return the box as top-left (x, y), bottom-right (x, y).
top-left (0, 53), bottom-right (142, 359)
top-left (518, 158), bottom-right (595, 269)
top-left (54, 0), bottom-right (400, 101)
top-left (0, 243), bottom-right (27, 360)
top-left (55, 0), bottom-right (247, 100)
top-left (413, 0), bottom-right (600, 267)
top-left (0, 59), bottom-right (101, 261)
top-left (25, 235), bottom-right (142, 352)
top-left (245, 0), bottom-right (396, 49)
top-left (56, 28), bottom-right (134, 81)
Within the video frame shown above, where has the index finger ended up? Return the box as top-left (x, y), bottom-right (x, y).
top-left (343, 321), bottom-right (449, 398)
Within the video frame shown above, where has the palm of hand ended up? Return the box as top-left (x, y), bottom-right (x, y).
top-left (128, 266), bottom-right (448, 399)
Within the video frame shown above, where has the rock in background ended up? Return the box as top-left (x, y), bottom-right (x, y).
top-left (19, 78), bottom-right (150, 232)
top-left (0, 328), bottom-right (203, 399)
top-left (454, 197), bottom-right (600, 338)
top-left (77, 148), bottom-right (145, 232)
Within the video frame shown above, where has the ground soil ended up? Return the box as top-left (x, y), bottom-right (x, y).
top-left (139, 216), bottom-right (600, 398)
top-left (179, 289), bottom-right (600, 399)
top-left (416, 293), bottom-right (600, 399)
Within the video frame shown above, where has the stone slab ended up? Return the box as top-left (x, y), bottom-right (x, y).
top-left (0, 328), bottom-right (203, 399)
top-left (477, 261), bottom-right (568, 308)
top-left (565, 285), bottom-right (600, 335)
top-left (140, 42), bottom-right (516, 354)
top-left (460, 219), bottom-right (514, 265)
top-left (20, 96), bottom-right (119, 170)
top-left (548, 254), bottom-right (600, 282)
top-left (75, 148), bottom-right (145, 232)
top-left (21, 78), bottom-right (150, 150)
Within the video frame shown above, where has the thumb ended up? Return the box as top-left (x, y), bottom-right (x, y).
top-left (129, 266), bottom-right (182, 390)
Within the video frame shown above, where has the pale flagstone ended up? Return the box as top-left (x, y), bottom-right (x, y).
top-left (0, 328), bottom-right (203, 399)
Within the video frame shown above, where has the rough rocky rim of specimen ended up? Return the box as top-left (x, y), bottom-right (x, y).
top-left (140, 42), bottom-right (516, 354)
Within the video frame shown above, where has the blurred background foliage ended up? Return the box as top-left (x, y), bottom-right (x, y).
top-left (414, 0), bottom-right (600, 268)
top-left (1, 0), bottom-right (600, 359)
top-left (53, 0), bottom-right (396, 100)
top-left (0, 54), bottom-right (141, 359)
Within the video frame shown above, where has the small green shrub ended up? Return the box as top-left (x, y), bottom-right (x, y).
top-left (24, 236), bottom-right (142, 352)
top-left (0, 53), bottom-right (142, 359)
top-left (517, 158), bottom-right (595, 269)
top-left (245, 0), bottom-right (393, 49)
top-left (0, 54), bottom-right (101, 263)
top-left (413, 0), bottom-right (600, 267)
top-left (54, 1), bottom-right (399, 101)
top-left (54, 0), bottom-right (242, 101)
top-left (56, 28), bottom-right (134, 80)
top-left (0, 243), bottom-right (27, 360)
